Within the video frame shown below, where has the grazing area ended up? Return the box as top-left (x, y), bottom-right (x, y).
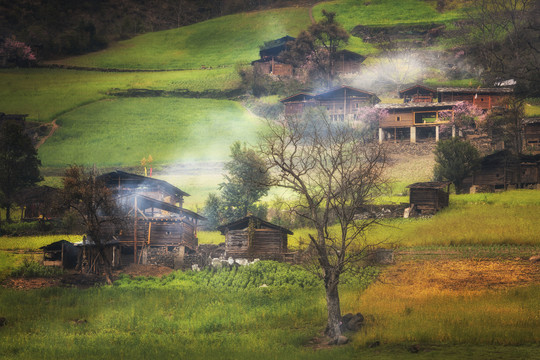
top-left (0, 68), bottom-right (240, 122)
top-left (38, 98), bottom-right (261, 167)
top-left (47, 8), bottom-right (311, 70)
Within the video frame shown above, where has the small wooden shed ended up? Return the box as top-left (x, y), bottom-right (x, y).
top-left (217, 216), bottom-right (293, 261)
top-left (40, 240), bottom-right (78, 269)
top-left (407, 182), bottom-right (451, 215)
top-left (75, 238), bottom-right (122, 274)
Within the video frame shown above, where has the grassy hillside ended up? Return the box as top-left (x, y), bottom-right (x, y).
top-left (38, 98), bottom-right (261, 168)
top-left (48, 7), bottom-right (311, 70)
top-left (0, 68), bottom-right (239, 122)
top-left (314, 0), bottom-right (467, 29)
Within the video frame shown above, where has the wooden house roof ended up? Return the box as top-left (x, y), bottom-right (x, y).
top-left (335, 49), bottom-right (366, 62)
top-left (98, 171), bottom-right (190, 198)
top-left (407, 181), bottom-right (451, 189)
top-left (217, 216), bottom-right (293, 235)
top-left (259, 35), bottom-right (295, 58)
top-left (437, 87), bottom-right (513, 94)
top-left (399, 84), bottom-right (436, 98)
top-left (315, 85), bottom-right (381, 103)
top-left (120, 194), bottom-right (205, 221)
top-left (280, 92), bottom-right (315, 103)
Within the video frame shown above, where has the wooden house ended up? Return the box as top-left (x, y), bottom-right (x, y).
top-left (524, 118), bottom-right (540, 151)
top-left (98, 170), bottom-right (189, 208)
top-left (376, 102), bottom-right (457, 143)
top-left (465, 150), bottom-right (540, 191)
top-left (252, 35), bottom-right (295, 76)
top-left (281, 85), bottom-right (380, 120)
top-left (217, 216), bottom-right (293, 261)
top-left (437, 87), bottom-right (513, 110)
top-left (99, 171), bottom-right (205, 268)
top-left (40, 240), bottom-right (78, 269)
top-left (280, 92), bottom-right (316, 117)
top-left (399, 85), bottom-right (436, 103)
top-left (334, 50), bottom-right (366, 73)
top-left (407, 182), bottom-right (451, 215)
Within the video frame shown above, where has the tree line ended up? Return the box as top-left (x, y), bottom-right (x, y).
top-left (0, 0), bottom-right (318, 60)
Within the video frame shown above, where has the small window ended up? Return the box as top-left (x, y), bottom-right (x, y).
top-left (396, 116), bottom-right (401, 122)
top-left (327, 107), bottom-right (330, 111)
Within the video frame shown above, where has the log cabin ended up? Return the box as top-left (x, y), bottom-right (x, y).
top-left (281, 85), bottom-right (381, 120)
top-left (437, 87), bottom-right (513, 110)
top-left (99, 171), bottom-right (205, 268)
top-left (524, 118), bottom-right (540, 151)
top-left (217, 216), bottom-right (293, 261)
top-left (399, 84), bottom-right (437, 103)
top-left (376, 102), bottom-right (457, 143)
top-left (252, 35), bottom-right (295, 76)
top-left (465, 150), bottom-right (540, 191)
top-left (407, 182), bottom-right (451, 215)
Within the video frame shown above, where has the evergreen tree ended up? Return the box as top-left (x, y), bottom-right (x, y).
top-left (0, 121), bottom-right (42, 222)
top-left (434, 138), bottom-right (480, 194)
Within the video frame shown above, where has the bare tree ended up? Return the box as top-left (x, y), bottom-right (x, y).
top-left (60, 165), bottom-right (125, 284)
top-left (463, 0), bottom-right (540, 96)
top-left (258, 110), bottom-right (387, 340)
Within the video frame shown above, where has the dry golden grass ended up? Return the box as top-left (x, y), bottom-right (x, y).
top-left (342, 259), bottom-right (540, 345)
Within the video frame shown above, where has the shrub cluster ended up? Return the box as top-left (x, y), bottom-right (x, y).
top-left (10, 259), bottom-right (63, 278)
top-left (114, 260), bottom-right (379, 291)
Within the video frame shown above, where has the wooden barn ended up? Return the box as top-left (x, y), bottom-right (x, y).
top-left (217, 216), bottom-right (292, 261)
top-left (407, 182), bottom-right (451, 215)
top-left (399, 84), bottom-right (436, 103)
top-left (252, 35), bottom-right (295, 76)
top-left (281, 85), bottom-right (380, 119)
top-left (437, 87), bottom-right (513, 110)
top-left (376, 102), bottom-right (456, 143)
top-left (40, 240), bottom-right (78, 269)
top-left (465, 150), bottom-right (540, 191)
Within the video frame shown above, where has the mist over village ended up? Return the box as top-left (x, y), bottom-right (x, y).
top-left (0, 0), bottom-right (539, 358)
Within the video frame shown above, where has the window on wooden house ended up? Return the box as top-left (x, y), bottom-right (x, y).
top-left (396, 116), bottom-right (401, 122)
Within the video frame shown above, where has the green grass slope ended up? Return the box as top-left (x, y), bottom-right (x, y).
top-left (49, 7), bottom-right (311, 70)
top-left (0, 68), bottom-right (239, 122)
top-left (38, 98), bottom-right (261, 167)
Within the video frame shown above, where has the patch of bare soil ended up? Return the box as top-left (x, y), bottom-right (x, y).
top-left (3, 277), bottom-right (61, 290)
top-left (114, 264), bottom-right (174, 278)
top-left (381, 259), bottom-right (540, 291)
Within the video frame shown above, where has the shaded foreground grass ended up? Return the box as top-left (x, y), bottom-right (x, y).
top-left (38, 97), bottom-right (261, 167)
top-left (0, 260), bottom-right (538, 359)
top-left (0, 68), bottom-right (239, 122)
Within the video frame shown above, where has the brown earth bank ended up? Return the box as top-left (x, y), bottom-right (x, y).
top-left (380, 259), bottom-right (540, 291)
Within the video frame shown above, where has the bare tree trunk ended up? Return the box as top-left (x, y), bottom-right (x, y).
top-left (324, 271), bottom-right (342, 339)
top-left (98, 246), bottom-right (113, 285)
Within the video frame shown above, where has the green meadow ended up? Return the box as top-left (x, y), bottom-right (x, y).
top-left (38, 97), bottom-right (262, 167)
top-left (47, 7), bottom-right (311, 70)
top-left (0, 68), bottom-right (239, 122)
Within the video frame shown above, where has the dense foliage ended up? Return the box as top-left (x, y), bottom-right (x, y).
top-left (115, 260), bottom-right (379, 291)
top-left (434, 138), bottom-right (480, 194)
top-left (0, 121), bottom-right (42, 223)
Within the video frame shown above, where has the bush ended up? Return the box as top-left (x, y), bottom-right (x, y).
top-left (10, 259), bottom-right (63, 278)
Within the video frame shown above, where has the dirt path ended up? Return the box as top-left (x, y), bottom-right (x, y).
top-left (36, 119), bottom-right (58, 149)
top-left (309, 2), bottom-right (323, 24)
